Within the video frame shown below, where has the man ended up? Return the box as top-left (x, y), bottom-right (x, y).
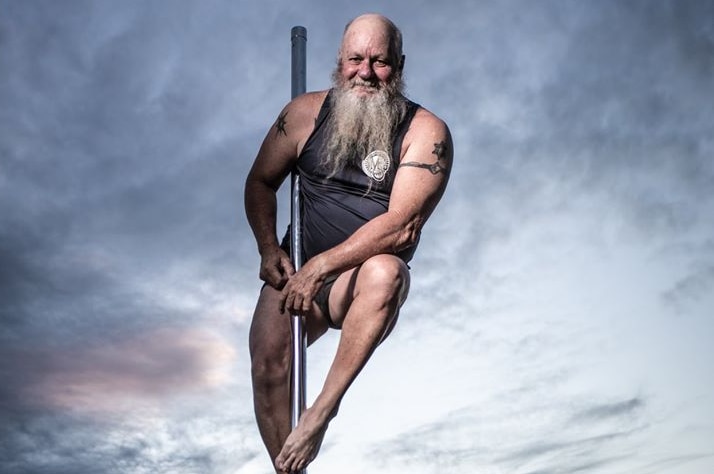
top-left (245, 13), bottom-right (452, 473)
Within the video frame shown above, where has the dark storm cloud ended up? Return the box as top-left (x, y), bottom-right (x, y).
top-left (0, 408), bottom-right (260, 474)
top-left (1, 2), bottom-right (262, 472)
top-left (419, 0), bottom-right (713, 238)
top-left (0, 0), bottom-right (259, 343)
top-left (403, 1), bottom-right (714, 336)
top-left (531, 2), bottom-right (713, 242)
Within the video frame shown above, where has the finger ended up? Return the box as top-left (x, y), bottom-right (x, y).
top-left (274, 272), bottom-right (288, 290)
top-left (284, 292), bottom-right (297, 315)
top-left (292, 294), bottom-right (304, 315)
top-left (279, 289), bottom-right (287, 314)
top-left (282, 257), bottom-right (295, 277)
top-left (288, 294), bottom-right (301, 315)
top-left (274, 260), bottom-right (290, 280)
top-left (301, 294), bottom-right (312, 313)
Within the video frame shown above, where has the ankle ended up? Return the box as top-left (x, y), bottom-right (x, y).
top-left (306, 398), bottom-right (340, 425)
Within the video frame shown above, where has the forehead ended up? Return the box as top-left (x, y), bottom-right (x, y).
top-left (340, 21), bottom-right (392, 57)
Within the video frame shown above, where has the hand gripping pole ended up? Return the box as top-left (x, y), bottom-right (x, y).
top-left (289, 25), bottom-right (307, 474)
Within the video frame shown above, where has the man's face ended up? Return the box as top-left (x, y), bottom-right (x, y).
top-left (337, 23), bottom-right (401, 96)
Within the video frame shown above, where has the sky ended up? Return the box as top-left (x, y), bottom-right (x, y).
top-left (1, 0), bottom-right (713, 473)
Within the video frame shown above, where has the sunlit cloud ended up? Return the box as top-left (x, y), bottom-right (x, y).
top-left (11, 327), bottom-right (236, 414)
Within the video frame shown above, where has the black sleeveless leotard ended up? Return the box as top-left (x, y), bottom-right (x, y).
top-left (282, 90), bottom-right (420, 264)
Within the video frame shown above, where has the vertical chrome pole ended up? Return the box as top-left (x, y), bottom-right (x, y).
top-left (290, 25), bottom-right (307, 473)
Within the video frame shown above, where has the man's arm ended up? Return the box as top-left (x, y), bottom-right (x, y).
top-left (244, 92), bottom-right (325, 289)
top-left (280, 107), bottom-right (453, 313)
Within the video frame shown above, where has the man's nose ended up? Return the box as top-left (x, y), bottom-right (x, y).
top-left (357, 61), bottom-right (374, 79)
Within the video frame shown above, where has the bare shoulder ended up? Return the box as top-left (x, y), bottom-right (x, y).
top-left (276, 91), bottom-right (327, 134)
top-left (411, 105), bottom-right (450, 134)
top-left (399, 104), bottom-right (453, 171)
top-left (286, 90), bottom-right (328, 117)
top-left (272, 90), bottom-right (329, 153)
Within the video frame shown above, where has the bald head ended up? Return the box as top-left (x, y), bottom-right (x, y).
top-left (341, 14), bottom-right (403, 69)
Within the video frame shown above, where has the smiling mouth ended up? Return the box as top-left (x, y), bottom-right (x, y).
top-left (351, 81), bottom-right (378, 90)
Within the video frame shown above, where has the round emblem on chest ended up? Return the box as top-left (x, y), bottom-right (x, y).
top-left (361, 150), bottom-right (391, 182)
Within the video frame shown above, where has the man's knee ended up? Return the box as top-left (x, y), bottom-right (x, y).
top-left (251, 342), bottom-right (290, 388)
top-left (357, 254), bottom-right (410, 303)
top-left (249, 290), bottom-right (292, 387)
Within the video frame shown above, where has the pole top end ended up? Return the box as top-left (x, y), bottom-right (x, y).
top-left (291, 25), bottom-right (307, 39)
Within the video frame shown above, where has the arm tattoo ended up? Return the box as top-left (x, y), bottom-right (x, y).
top-left (274, 112), bottom-right (288, 136)
top-left (399, 140), bottom-right (450, 175)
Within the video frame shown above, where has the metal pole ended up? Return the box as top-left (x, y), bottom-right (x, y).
top-left (290, 25), bottom-right (307, 473)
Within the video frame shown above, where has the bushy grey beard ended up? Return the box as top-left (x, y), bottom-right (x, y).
top-left (320, 69), bottom-right (407, 180)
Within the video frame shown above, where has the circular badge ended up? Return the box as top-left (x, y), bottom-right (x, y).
top-left (361, 150), bottom-right (391, 182)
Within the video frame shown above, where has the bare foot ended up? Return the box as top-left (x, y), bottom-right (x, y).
top-left (274, 407), bottom-right (329, 473)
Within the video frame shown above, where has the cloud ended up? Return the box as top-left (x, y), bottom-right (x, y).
top-left (662, 260), bottom-right (714, 314)
top-left (640, 453), bottom-right (714, 473)
top-left (0, 318), bottom-right (254, 474)
top-left (0, 0), bottom-right (259, 345)
top-left (2, 326), bottom-right (236, 414)
top-left (570, 397), bottom-right (644, 422)
top-left (368, 394), bottom-right (648, 473)
top-left (0, 403), bottom-right (261, 474)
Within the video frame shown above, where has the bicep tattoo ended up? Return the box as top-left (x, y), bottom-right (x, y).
top-left (274, 111), bottom-right (288, 137)
top-left (399, 140), bottom-right (450, 175)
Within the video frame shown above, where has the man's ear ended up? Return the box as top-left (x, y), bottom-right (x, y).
top-left (398, 54), bottom-right (405, 72)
